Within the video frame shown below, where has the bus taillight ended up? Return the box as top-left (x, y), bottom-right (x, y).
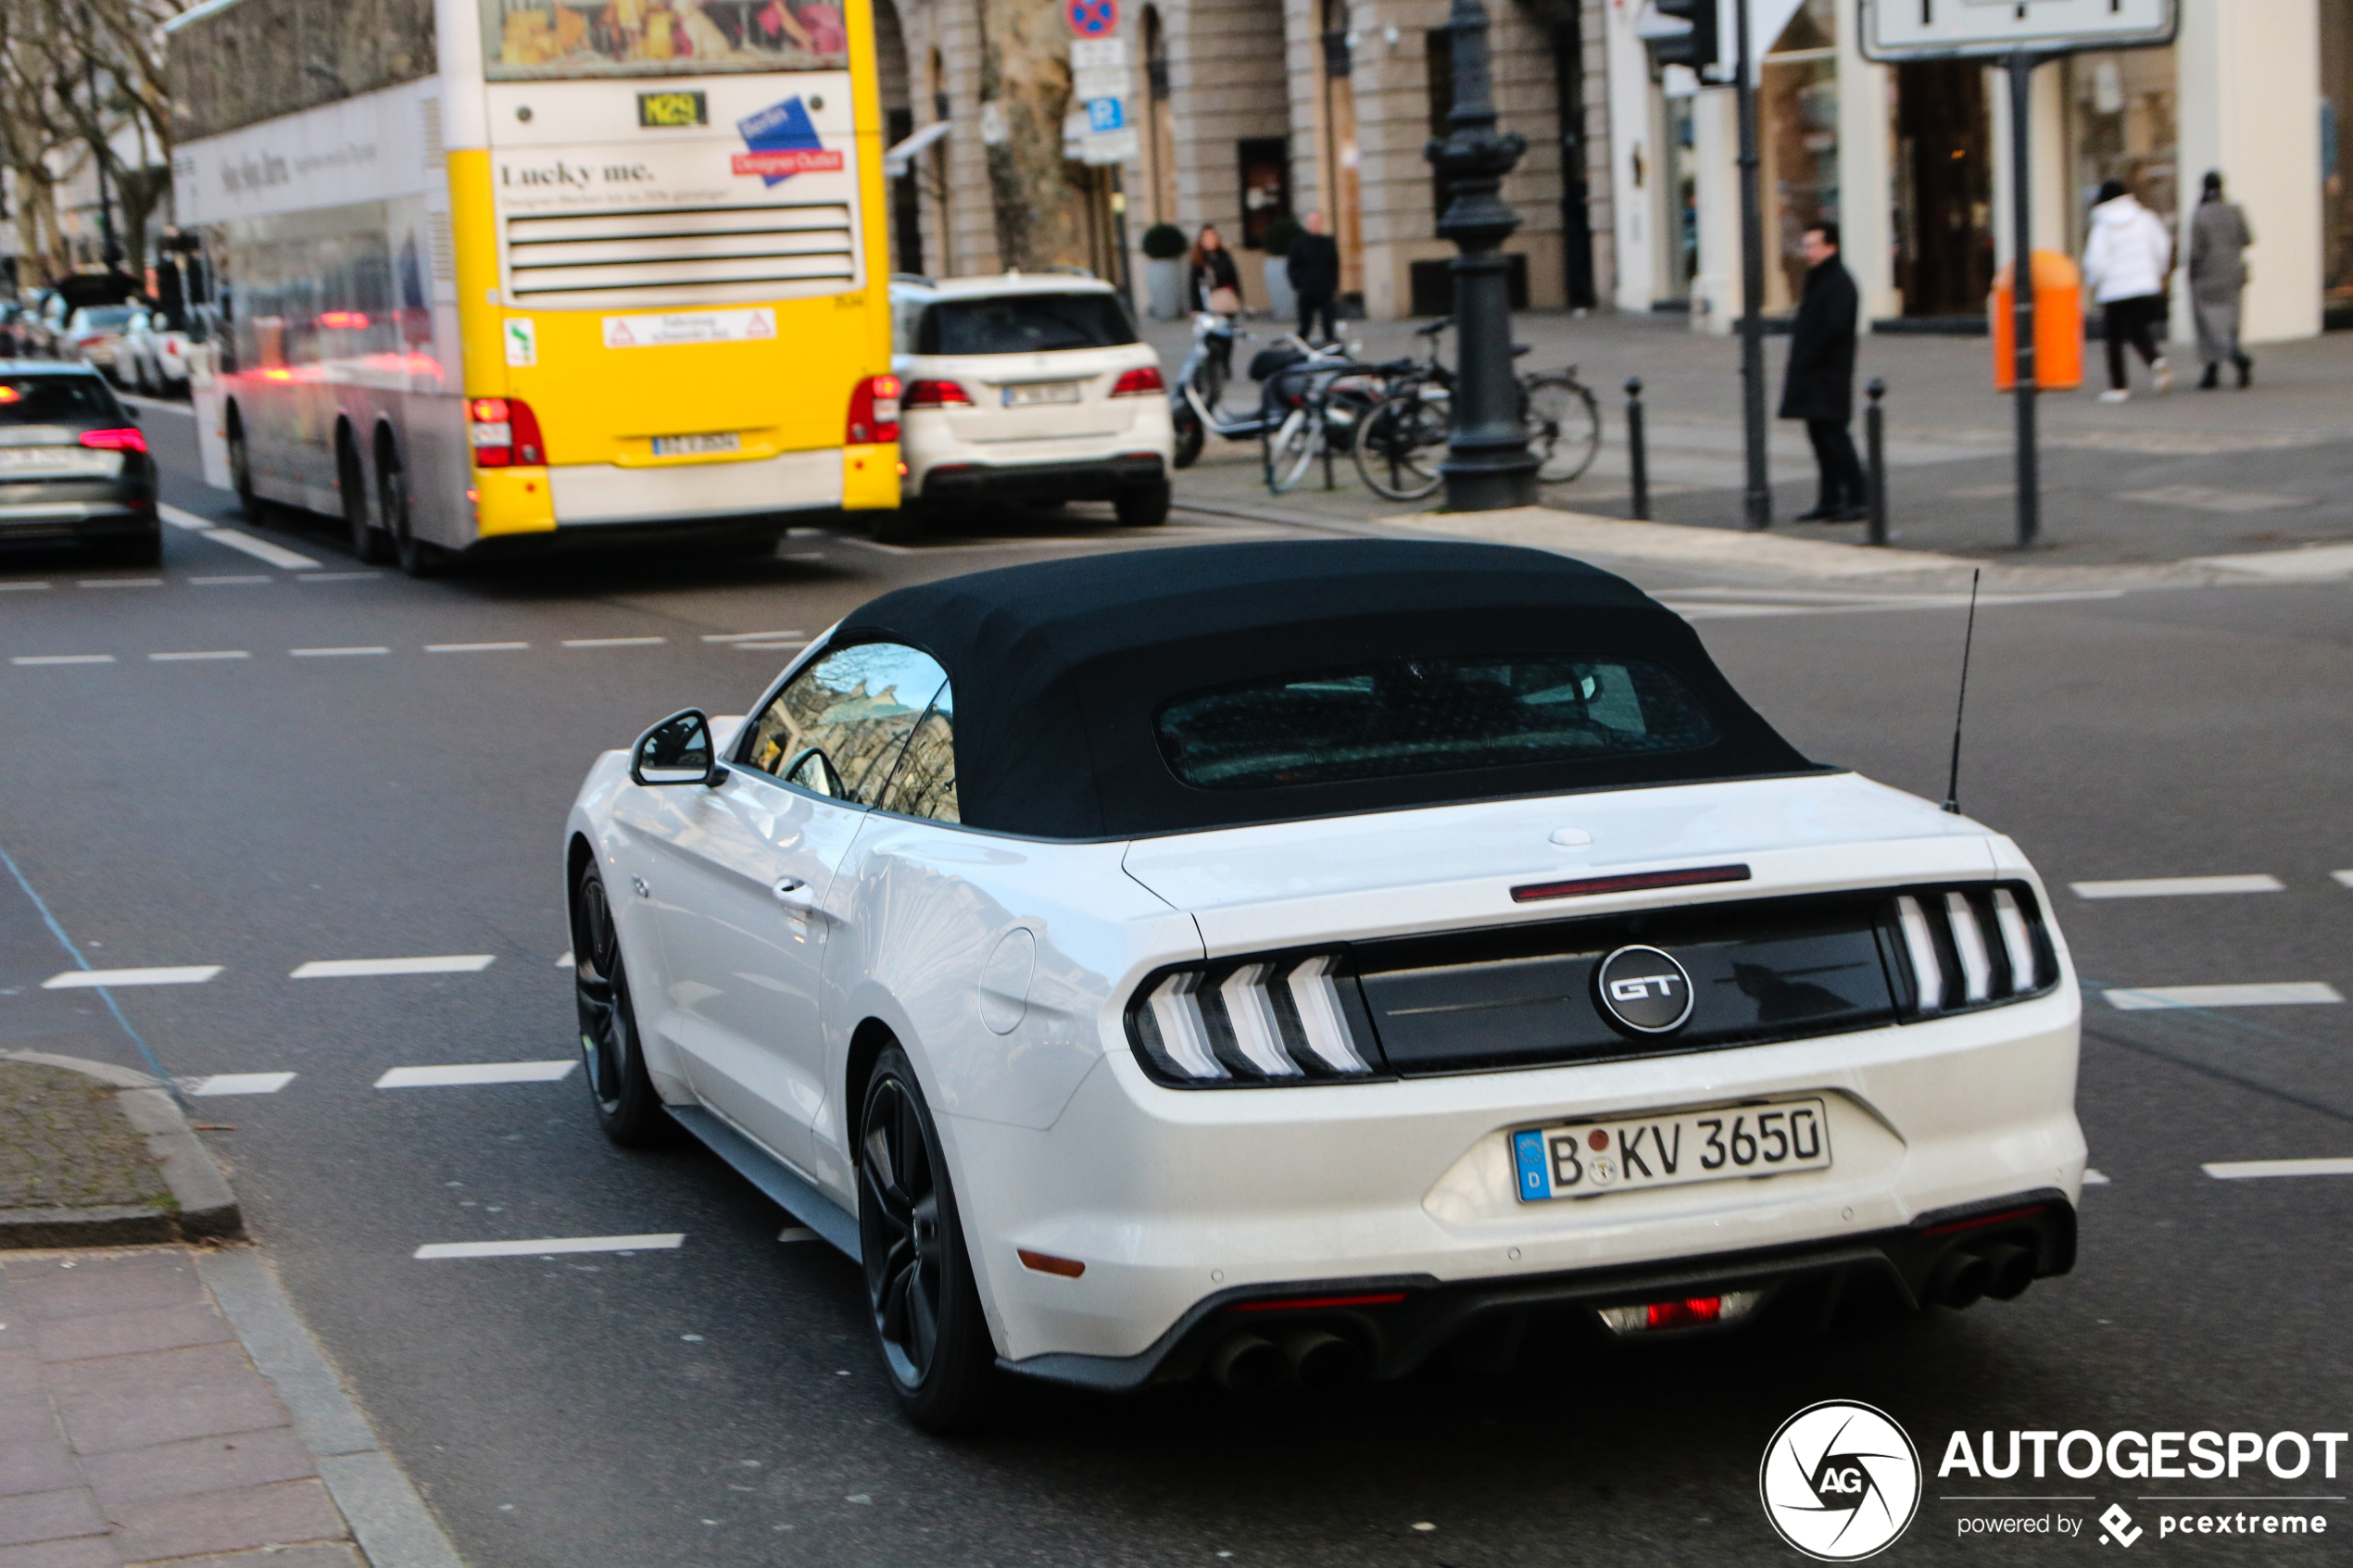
top-left (469, 396), bottom-right (545, 467)
top-left (848, 375), bottom-right (901, 445)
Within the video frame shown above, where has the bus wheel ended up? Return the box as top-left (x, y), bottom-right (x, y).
top-left (340, 432), bottom-right (393, 565)
top-left (382, 462), bottom-right (438, 578)
top-left (227, 412), bottom-right (261, 521)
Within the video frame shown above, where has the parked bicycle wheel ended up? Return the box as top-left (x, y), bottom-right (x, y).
top-left (1353, 388), bottom-right (1448, 501)
top-left (1524, 374), bottom-right (1602, 483)
top-left (1265, 406), bottom-right (1324, 495)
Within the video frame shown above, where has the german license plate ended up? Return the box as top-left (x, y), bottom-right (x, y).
top-left (1512, 1097), bottom-right (1831, 1202)
top-left (651, 432), bottom-right (740, 457)
top-left (1002, 381), bottom-right (1082, 408)
top-left (0, 446), bottom-right (107, 475)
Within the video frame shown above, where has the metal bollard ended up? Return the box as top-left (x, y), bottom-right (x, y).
top-left (1625, 377), bottom-right (1650, 521)
top-left (1865, 378), bottom-right (1888, 546)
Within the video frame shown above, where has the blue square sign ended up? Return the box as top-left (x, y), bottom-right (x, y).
top-left (1086, 97), bottom-right (1125, 132)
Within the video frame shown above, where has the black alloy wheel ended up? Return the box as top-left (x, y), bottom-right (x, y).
top-left (858, 1046), bottom-right (996, 1432)
top-left (572, 866), bottom-right (666, 1146)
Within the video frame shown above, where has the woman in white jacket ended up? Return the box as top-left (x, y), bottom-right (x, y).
top-left (2082, 179), bottom-right (2174, 402)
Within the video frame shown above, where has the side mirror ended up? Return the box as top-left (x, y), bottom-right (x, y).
top-left (630, 709), bottom-right (727, 786)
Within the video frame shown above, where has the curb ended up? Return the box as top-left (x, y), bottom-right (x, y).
top-left (0, 1048), bottom-right (243, 1247)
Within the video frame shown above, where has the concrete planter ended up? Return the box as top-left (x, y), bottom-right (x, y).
top-left (1145, 257), bottom-right (1185, 320)
top-left (1262, 257), bottom-right (1297, 322)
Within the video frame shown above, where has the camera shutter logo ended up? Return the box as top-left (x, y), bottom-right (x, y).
top-left (1594, 945), bottom-right (1694, 1034)
top-left (1758, 1400), bottom-right (1921, 1561)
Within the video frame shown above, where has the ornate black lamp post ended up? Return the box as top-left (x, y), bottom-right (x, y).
top-left (1424, 0), bottom-right (1536, 511)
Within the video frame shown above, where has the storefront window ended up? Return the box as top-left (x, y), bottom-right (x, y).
top-left (2063, 48), bottom-right (2177, 255)
top-left (1759, 0), bottom-right (1839, 312)
top-left (2323, 0), bottom-right (2353, 320)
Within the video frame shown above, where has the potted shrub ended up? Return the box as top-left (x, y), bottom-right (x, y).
top-left (1140, 223), bottom-right (1189, 320)
top-left (1259, 216), bottom-right (1302, 322)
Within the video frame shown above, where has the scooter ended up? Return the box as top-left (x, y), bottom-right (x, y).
top-left (1169, 312), bottom-right (1355, 469)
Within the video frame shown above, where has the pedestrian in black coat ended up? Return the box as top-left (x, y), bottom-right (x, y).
top-left (1779, 221), bottom-right (1867, 522)
top-left (1287, 211), bottom-right (1342, 344)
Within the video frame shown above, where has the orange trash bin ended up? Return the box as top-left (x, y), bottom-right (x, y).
top-left (1991, 250), bottom-right (2083, 391)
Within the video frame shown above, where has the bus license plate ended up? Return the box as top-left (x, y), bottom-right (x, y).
top-left (1512, 1097), bottom-right (1831, 1202)
top-left (652, 433), bottom-right (740, 458)
top-left (1003, 382), bottom-right (1082, 408)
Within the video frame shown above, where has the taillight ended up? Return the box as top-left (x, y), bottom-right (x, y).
top-left (1126, 953), bottom-right (1381, 1085)
top-left (1890, 884), bottom-right (2052, 1018)
top-left (1111, 366), bottom-right (1165, 396)
top-left (901, 378), bottom-right (971, 408)
top-left (80, 428), bottom-right (146, 454)
top-left (469, 396), bottom-right (544, 466)
top-left (847, 374), bottom-right (901, 445)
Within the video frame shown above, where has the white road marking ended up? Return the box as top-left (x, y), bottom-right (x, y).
top-left (561, 636), bottom-right (665, 647)
top-left (296, 571), bottom-right (382, 583)
top-left (2119, 484), bottom-right (2309, 515)
top-left (185, 1073), bottom-right (296, 1097)
top-left (700, 630), bottom-right (807, 642)
top-left (205, 529), bottom-right (322, 570)
top-left (291, 646), bottom-right (390, 658)
top-left (44, 965), bottom-right (222, 988)
top-left (425, 642), bottom-right (528, 653)
top-left (731, 642), bottom-right (806, 651)
top-left (555, 950), bottom-right (573, 967)
top-left (78, 578), bottom-right (163, 589)
top-left (2104, 983), bottom-right (2344, 1010)
top-left (2334, 871), bottom-right (2353, 889)
top-left (291, 955), bottom-right (496, 979)
top-left (149, 650), bottom-right (251, 662)
top-left (2203, 1158), bottom-right (2353, 1181)
top-left (776, 1226), bottom-right (820, 1244)
top-left (414, 1234), bottom-right (684, 1260)
top-left (375, 1061), bottom-right (576, 1088)
top-left (191, 575), bottom-right (271, 585)
top-left (2083, 1169), bottom-right (2109, 1185)
top-left (11, 655), bottom-right (115, 666)
top-left (2071, 875), bottom-right (2283, 898)
top-left (157, 504), bottom-right (217, 532)
top-left (0, 582), bottom-right (51, 591)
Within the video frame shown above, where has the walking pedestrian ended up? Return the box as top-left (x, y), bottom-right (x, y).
top-left (2081, 179), bottom-right (2174, 403)
top-left (1288, 211), bottom-right (1341, 345)
top-left (2189, 170), bottom-right (2254, 389)
top-left (1186, 225), bottom-right (1241, 317)
top-left (1779, 221), bottom-right (1867, 523)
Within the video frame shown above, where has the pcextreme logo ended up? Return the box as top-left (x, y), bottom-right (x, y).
top-left (1760, 1400), bottom-right (1924, 1561)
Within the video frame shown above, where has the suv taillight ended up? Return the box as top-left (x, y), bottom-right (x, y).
top-left (1111, 366), bottom-right (1164, 396)
top-left (80, 427), bottom-right (146, 454)
top-left (901, 378), bottom-right (971, 408)
top-left (469, 397), bottom-right (544, 466)
top-left (848, 375), bottom-right (901, 445)
top-left (1887, 884), bottom-right (2056, 1018)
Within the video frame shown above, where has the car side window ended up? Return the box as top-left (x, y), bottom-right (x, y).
top-left (738, 642), bottom-right (948, 807)
top-left (875, 682), bottom-right (958, 823)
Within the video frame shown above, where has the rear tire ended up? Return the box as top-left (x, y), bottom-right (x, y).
top-left (1353, 390), bottom-right (1448, 502)
top-left (383, 462), bottom-right (438, 578)
top-left (873, 505), bottom-right (926, 546)
top-left (1525, 374), bottom-right (1602, 483)
top-left (1114, 480), bottom-right (1171, 527)
top-left (572, 866), bottom-right (669, 1148)
top-left (858, 1045), bottom-right (997, 1433)
top-left (227, 413), bottom-right (261, 522)
top-left (107, 530), bottom-right (163, 569)
top-left (340, 433), bottom-right (393, 565)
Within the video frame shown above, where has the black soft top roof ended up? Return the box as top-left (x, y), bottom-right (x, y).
top-left (832, 539), bottom-right (1816, 838)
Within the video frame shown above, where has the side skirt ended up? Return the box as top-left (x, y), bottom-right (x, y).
top-left (667, 1104), bottom-right (862, 1262)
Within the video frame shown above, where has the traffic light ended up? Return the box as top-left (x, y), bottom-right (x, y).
top-left (1636, 0), bottom-right (1720, 79)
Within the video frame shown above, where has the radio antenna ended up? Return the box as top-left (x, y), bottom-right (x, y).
top-left (1943, 569), bottom-right (1982, 815)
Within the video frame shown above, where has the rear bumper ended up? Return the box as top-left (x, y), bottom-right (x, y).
top-left (0, 495), bottom-right (156, 540)
top-left (1002, 1189), bottom-right (2076, 1389)
top-left (919, 453), bottom-right (1167, 503)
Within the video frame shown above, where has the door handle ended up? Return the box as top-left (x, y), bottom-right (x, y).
top-left (773, 876), bottom-right (812, 904)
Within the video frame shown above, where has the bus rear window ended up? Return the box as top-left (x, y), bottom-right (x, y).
top-left (916, 295), bottom-right (1138, 356)
top-left (482, 0), bottom-right (849, 78)
top-left (0, 377), bottom-right (120, 424)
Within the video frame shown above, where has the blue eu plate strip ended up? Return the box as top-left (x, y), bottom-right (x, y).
top-left (1513, 1129), bottom-right (1551, 1202)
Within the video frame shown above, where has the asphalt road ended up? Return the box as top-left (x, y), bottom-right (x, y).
top-left (3, 408), bottom-right (2348, 1566)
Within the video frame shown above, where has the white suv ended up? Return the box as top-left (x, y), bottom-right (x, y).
top-left (888, 274), bottom-right (1175, 540)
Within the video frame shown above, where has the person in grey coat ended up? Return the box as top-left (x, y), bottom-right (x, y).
top-left (1779, 221), bottom-right (1866, 522)
top-left (2189, 170), bottom-right (2254, 389)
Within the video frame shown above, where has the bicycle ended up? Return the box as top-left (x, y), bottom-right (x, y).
top-left (1352, 319), bottom-right (1604, 501)
top-left (1262, 355), bottom-right (1404, 495)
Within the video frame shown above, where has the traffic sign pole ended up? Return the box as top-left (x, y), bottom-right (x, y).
top-left (2007, 48), bottom-right (2039, 549)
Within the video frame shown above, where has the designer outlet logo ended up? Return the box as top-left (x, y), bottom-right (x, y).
top-left (1761, 1401), bottom-right (1924, 1561)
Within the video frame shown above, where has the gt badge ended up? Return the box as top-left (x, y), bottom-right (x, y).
top-left (1594, 945), bottom-right (1694, 1035)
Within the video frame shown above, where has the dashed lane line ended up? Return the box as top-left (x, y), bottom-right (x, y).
top-left (2072, 875), bottom-right (2284, 898)
top-left (296, 571), bottom-right (382, 583)
top-left (43, 965), bottom-right (222, 988)
top-left (2104, 983), bottom-right (2344, 1010)
top-left (12, 655), bottom-right (115, 666)
top-left (149, 650), bottom-right (251, 662)
top-left (291, 646), bottom-right (390, 658)
top-left (291, 956), bottom-right (496, 979)
top-left (190, 575), bottom-right (271, 585)
top-left (424, 642), bottom-right (529, 653)
top-left (77, 578), bottom-right (163, 589)
top-left (414, 1235), bottom-right (684, 1261)
top-left (0, 582), bottom-right (50, 591)
top-left (375, 1062), bottom-right (575, 1088)
top-left (207, 529), bottom-right (324, 571)
top-left (184, 1073), bottom-right (296, 1097)
top-left (2083, 1170), bottom-right (2109, 1185)
top-left (2335, 871), bottom-right (2353, 889)
top-left (561, 636), bottom-right (665, 648)
top-left (2204, 1159), bottom-right (2353, 1181)
top-left (157, 504), bottom-right (215, 531)
top-left (700, 630), bottom-right (807, 643)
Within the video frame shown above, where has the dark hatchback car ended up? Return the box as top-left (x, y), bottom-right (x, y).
top-left (0, 361), bottom-right (157, 566)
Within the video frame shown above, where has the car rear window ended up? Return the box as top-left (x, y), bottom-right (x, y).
top-left (0, 376), bottom-right (120, 424)
top-left (917, 293), bottom-right (1137, 355)
top-left (1155, 654), bottom-right (1723, 791)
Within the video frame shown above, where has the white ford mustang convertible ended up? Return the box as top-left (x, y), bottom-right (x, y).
top-left (563, 540), bottom-right (2084, 1431)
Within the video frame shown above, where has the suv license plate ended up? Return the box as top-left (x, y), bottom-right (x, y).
top-left (1512, 1097), bottom-right (1831, 1202)
top-left (652, 432), bottom-right (740, 457)
top-left (0, 446), bottom-right (109, 475)
top-left (1003, 381), bottom-right (1083, 408)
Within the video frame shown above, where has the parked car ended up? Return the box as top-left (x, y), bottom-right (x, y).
top-left (0, 360), bottom-right (158, 565)
top-left (116, 307), bottom-right (195, 395)
top-left (62, 305), bottom-right (141, 382)
top-left (0, 303), bottom-right (35, 358)
top-left (563, 539), bottom-right (2085, 1433)
top-left (887, 273), bottom-right (1174, 542)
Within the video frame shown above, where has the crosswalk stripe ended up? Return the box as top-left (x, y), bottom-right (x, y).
top-left (43, 966), bottom-right (222, 988)
top-left (414, 1235), bottom-right (684, 1260)
top-left (2104, 983), bottom-right (2343, 1010)
top-left (375, 1062), bottom-right (575, 1088)
top-left (291, 955), bottom-right (495, 979)
top-left (2071, 875), bottom-right (2283, 898)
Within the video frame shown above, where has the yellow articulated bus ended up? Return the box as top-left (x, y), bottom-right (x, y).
top-left (169, 0), bottom-right (900, 573)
